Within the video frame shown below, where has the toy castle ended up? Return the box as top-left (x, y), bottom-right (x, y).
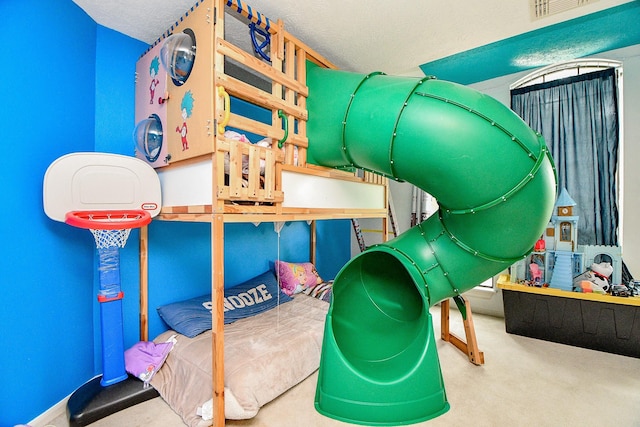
top-left (510, 188), bottom-right (622, 290)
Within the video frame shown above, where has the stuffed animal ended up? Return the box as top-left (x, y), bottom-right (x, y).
top-left (573, 262), bottom-right (613, 293)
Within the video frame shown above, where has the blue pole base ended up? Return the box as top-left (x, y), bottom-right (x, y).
top-left (100, 298), bottom-right (127, 386)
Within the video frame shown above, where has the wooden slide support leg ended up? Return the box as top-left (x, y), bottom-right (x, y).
top-left (440, 296), bottom-right (485, 365)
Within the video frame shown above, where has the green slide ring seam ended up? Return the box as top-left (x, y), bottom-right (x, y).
top-left (415, 92), bottom-right (540, 160)
top-left (341, 71), bottom-right (387, 167)
top-left (413, 90), bottom-right (553, 216)
top-left (386, 77), bottom-right (435, 180)
top-left (543, 134), bottom-right (559, 186)
top-left (435, 210), bottom-right (528, 264)
top-left (416, 224), bottom-right (462, 297)
top-left (443, 144), bottom-right (549, 215)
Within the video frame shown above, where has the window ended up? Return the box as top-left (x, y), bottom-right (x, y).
top-left (560, 222), bottom-right (572, 242)
top-left (510, 59), bottom-right (623, 248)
top-left (477, 277), bottom-right (494, 288)
top-left (510, 59), bottom-right (621, 90)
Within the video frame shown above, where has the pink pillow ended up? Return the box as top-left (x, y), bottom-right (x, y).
top-left (275, 261), bottom-right (323, 296)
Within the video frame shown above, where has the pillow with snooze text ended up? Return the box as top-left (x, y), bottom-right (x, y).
top-left (157, 271), bottom-right (292, 338)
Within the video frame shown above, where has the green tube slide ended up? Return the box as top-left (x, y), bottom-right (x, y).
top-left (306, 62), bottom-right (557, 426)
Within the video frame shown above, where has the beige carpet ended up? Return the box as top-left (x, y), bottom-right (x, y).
top-left (47, 306), bottom-right (640, 426)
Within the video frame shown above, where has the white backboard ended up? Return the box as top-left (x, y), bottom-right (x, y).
top-left (43, 152), bottom-right (162, 222)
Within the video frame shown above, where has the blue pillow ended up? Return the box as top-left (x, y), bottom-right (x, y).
top-left (157, 271), bottom-right (292, 338)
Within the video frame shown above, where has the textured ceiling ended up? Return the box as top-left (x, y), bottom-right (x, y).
top-left (72, 0), bottom-right (635, 77)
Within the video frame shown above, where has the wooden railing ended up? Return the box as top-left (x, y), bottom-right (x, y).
top-left (215, 136), bottom-right (284, 203)
top-left (211, 0), bottom-right (388, 209)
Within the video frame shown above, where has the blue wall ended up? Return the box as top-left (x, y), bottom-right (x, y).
top-left (146, 220), bottom-right (350, 339)
top-left (0, 0), bottom-right (98, 424)
top-left (0, 1), bottom-right (351, 425)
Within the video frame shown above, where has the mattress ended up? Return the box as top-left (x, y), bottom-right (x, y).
top-left (151, 294), bottom-right (329, 426)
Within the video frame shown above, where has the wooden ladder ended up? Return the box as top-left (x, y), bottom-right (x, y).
top-left (440, 295), bottom-right (485, 365)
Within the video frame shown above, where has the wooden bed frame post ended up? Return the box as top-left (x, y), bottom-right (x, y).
top-left (310, 220), bottom-right (317, 265)
top-left (139, 224), bottom-right (149, 341)
top-left (212, 213), bottom-right (226, 426)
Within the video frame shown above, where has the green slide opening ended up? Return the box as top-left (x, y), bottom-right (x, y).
top-left (332, 250), bottom-right (425, 381)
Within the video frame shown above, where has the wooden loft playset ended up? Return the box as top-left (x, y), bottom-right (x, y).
top-left (129, 0), bottom-right (558, 425)
top-left (133, 1), bottom-right (389, 425)
top-left (131, 0), bottom-right (488, 424)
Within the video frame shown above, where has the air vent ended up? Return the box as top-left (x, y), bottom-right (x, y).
top-left (530, 0), bottom-right (599, 20)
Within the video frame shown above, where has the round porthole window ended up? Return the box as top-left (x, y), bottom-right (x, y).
top-left (160, 29), bottom-right (196, 86)
top-left (133, 114), bottom-right (163, 163)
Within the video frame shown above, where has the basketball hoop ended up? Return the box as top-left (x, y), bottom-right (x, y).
top-left (43, 153), bottom-right (162, 397)
top-left (65, 210), bottom-right (152, 249)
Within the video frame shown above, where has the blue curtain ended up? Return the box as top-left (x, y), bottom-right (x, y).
top-left (511, 68), bottom-right (619, 246)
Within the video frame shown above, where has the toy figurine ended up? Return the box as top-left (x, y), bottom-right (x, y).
top-left (573, 262), bottom-right (613, 293)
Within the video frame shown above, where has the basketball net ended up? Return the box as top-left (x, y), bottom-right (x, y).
top-left (90, 228), bottom-right (133, 249)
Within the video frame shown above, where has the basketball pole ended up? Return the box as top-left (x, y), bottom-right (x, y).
top-left (63, 211), bottom-right (159, 427)
top-left (97, 246), bottom-right (128, 386)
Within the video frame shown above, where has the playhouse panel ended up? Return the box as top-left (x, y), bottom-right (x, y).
top-left (161, 2), bottom-right (215, 164)
top-left (135, 42), bottom-right (169, 168)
